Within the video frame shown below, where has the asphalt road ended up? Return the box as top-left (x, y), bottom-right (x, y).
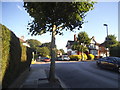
top-left (55, 61), bottom-right (120, 88)
top-left (34, 61), bottom-right (120, 88)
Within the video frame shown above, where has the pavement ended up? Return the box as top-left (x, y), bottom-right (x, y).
top-left (18, 64), bottom-right (63, 89)
top-left (8, 60), bottom-right (95, 89)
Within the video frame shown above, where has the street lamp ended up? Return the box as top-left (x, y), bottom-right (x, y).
top-left (103, 24), bottom-right (109, 57)
top-left (103, 24), bottom-right (108, 38)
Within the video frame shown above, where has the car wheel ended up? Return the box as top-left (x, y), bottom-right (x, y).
top-left (96, 61), bottom-right (100, 66)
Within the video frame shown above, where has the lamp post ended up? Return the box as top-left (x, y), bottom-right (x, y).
top-left (103, 24), bottom-right (109, 57)
top-left (103, 24), bottom-right (108, 38)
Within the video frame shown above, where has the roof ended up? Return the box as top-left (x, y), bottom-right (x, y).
top-left (66, 40), bottom-right (75, 47)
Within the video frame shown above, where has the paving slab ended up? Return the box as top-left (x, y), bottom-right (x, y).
top-left (19, 65), bottom-right (63, 89)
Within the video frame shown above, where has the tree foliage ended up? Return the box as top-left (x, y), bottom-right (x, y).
top-left (72, 42), bottom-right (88, 52)
top-left (37, 47), bottom-right (50, 57)
top-left (72, 31), bottom-right (90, 52)
top-left (59, 49), bottom-right (65, 54)
top-left (77, 31), bottom-right (90, 44)
top-left (42, 42), bottom-right (57, 50)
top-left (26, 39), bottom-right (41, 50)
top-left (24, 2), bottom-right (95, 36)
top-left (72, 31), bottom-right (90, 60)
top-left (104, 35), bottom-right (118, 48)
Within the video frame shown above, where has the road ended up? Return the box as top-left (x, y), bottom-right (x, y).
top-left (34, 61), bottom-right (120, 88)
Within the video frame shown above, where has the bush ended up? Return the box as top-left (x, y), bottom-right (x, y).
top-left (69, 55), bottom-right (81, 61)
top-left (110, 46), bottom-right (120, 57)
top-left (69, 53), bottom-right (88, 61)
top-left (82, 53), bottom-right (88, 60)
top-left (87, 54), bottom-right (94, 60)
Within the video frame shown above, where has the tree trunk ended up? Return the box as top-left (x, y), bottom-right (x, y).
top-left (49, 25), bottom-right (56, 82)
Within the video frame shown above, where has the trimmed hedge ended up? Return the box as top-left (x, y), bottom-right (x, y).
top-left (110, 46), bottom-right (120, 57)
top-left (69, 53), bottom-right (88, 61)
top-left (1, 24), bottom-right (32, 88)
top-left (69, 55), bottom-right (81, 60)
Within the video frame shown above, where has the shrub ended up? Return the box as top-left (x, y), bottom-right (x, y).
top-left (69, 55), bottom-right (81, 61)
top-left (69, 53), bottom-right (88, 61)
top-left (83, 53), bottom-right (88, 60)
top-left (110, 46), bottom-right (120, 57)
top-left (87, 54), bottom-right (94, 60)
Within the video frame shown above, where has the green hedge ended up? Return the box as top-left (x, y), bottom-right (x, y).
top-left (1, 24), bottom-right (32, 88)
top-left (69, 53), bottom-right (88, 61)
top-left (110, 46), bottom-right (120, 57)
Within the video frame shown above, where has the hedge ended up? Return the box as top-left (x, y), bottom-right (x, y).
top-left (1, 24), bottom-right (32, 88)
top-left (87, 54), bottom-right (94, 60)
top-left (110, 46), bottom-right (120, 57)
top-left (69, 53), bottom-right (88, 61)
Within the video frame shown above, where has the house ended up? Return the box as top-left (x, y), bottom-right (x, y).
top-left (88, 36), bottom-right (109, 58)
top-left (66, 35), bottom-right (109, 58)
top-left (19, 36), bottom-right (30, 47)
top-left (66, 34), bottom-right (78, 55)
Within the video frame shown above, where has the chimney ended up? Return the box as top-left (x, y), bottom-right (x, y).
top-left (74, 34), bottom-right (77, 41)
top-left (20, 36), bottom-right (24, 40)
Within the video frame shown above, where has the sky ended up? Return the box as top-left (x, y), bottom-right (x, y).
top-left (1, 1), bottom-right (119, 52)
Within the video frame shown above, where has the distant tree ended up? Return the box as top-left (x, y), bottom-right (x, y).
top-left (36, 47), bottom-right (50, 57)
top-left (59, 49), bottom-right (65, 54)
top-left (72, 42), bottom-right (88, 60)
top-left (104, 35), bottom-right (118, 48)
top-left (42, 42), bottom-right (57, 50)
top-left (24, 2), bottom-right (95, 82)
top-left (77, 31), bottom-right (91, 45)
top-left (72, 42), bottom-right (88, 53)
top-left (72, 31), bottom-right (90, 60)
top-left (117, 42), bottom-right (120, 47)
top-left (26, 39), bottom-right (41, 50)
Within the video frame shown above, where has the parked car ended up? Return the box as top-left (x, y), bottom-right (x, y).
top-left (43, 57), bottom-right (51, 62)
top-left (63, 55), bottom-right (70, 61)
top-left (96, 57), bottom-right (120, 73)
top-left (57, 55), bottom-right (70, 61)
top-left (57, 57), bottom-right (63, 61)
top-left (37, 57), bottom-right (50, 62)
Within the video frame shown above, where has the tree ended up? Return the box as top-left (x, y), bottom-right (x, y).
top-left (24, 2), bottom-right (95, 82)
top-left (42, 42), bottom-right (57, 50)
top-left (72, 42), bottom-right (88, 53)
top-left (72, 31), bottom-right (90, 60)
top-left (104, 35), bottom-right (118, 48)
top-left (37, 47), bottom-right (50, 57)
top-left (26, 39), bottom-right (41, 50)
top-left (59, 49), bottom-right (65, 54)
top-left (77, 31), bottom-right (91, 44)
top-left (77, 32), bottom-right (90, 60)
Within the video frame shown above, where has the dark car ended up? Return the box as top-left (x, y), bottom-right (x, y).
top-left (96, 57), bottom-right (120, 73)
